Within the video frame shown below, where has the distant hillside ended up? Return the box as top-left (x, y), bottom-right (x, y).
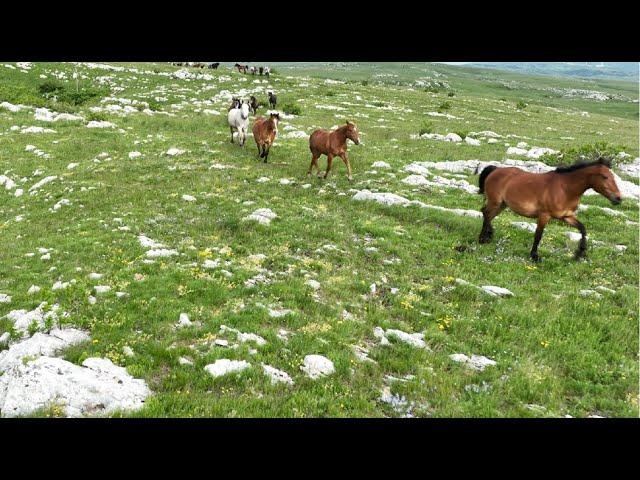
top-left (462, 62), bottom-right (638, 81)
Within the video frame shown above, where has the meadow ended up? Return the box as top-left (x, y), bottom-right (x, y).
top-left (0, 61), bottom-right (638, 417)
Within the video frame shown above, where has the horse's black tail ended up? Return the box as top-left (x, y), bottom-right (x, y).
top-left (478, 165), bottom-right (498, 194)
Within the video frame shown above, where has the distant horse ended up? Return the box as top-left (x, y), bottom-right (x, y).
top-left (227, 101), bottom-right (250, 146)
top-left (208, 62), bottom-right (220, 69)
top-left (264, 66), bottom-right (271, 77)
top-left (228, 97), bottom-right (241, 111)
top-left (249, 95), bottom-right (260, 114)
top-left (268, 91), bottom-right (277, 109)
top-left (249, 66), bottom-right (257, 75)
top-left (308, 121), bottom-right (360, 181)
top-left (259, 67), bottom-right (264, 75)
top-left (252, 112), bottom-right (280, 163)
top-left (478, 157), bottom-right (622, 262)
top-left (234, 63), bottom-right (247, 74)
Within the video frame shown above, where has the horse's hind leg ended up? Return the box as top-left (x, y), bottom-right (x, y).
top-left (563, 215), bottom-right (588, 260)
top-left (478, 201), bottom-right (504, 244)
top-left (323, 154), bottom-right (334, 179)
top-left (530, 214), bottom-right (550, 262)
top-left (307, 153), bottom-right (319, 177)
top-left (230, 126), bottom-right (235, 144)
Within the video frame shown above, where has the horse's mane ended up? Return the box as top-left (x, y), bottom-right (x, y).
top-left (554, 157), bottom-right (611, 174)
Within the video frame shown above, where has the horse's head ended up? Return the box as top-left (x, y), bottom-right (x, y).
top-left (345, 121), bottom-right (360, 145)
top-left (589, 158), bottom-right (622, 205)
top-left (240, 101), bottom-right (250, 119)
top-left (269, 112), bottom-right (280, 124)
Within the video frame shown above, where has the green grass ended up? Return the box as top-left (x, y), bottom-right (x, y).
top-left (0, 62), bottom-right (638, 418)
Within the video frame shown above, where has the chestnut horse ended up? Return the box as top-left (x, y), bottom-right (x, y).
top-left (252, 112), bottom-right (280, 163)
top-left (478, 157), bottom-right (622, 261)
top-left (308, 121), bottom-right (360, 181)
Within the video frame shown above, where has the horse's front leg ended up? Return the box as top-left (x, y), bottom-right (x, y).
top-left (563, 215), bottom-right (588, 260)
top-left (478, 201), bottom-right (504, 244)
top-left (323, 154), bottom-right (334, 179)
top-left (530, 214), bottom-right (550, 262)
top-left (339, 152), bottom-right (353, 181)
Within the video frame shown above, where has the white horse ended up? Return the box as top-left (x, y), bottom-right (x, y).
top-left (263, 66), bottom-right (271, 77)
top-left (227, 101), bottom-right (250, 146)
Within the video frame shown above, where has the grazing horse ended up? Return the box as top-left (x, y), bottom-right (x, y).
top-left (249, 95), bottom-right (260, 114)
top-left (234, 63), bottom-right (247, 74)
top-left (227, 101), bottom-right (250, 146)
top-left (478, 157), bottom-right (622, 262)
top-left (264, 66), bottom-right (271, 77)
top-left (252, 113), bottom-right (280, 163)
top-left (208, 62), bottom-right (220, 69)
top-left (268, 91), bottom-right (277, 109)
top-left (308, 121), bottom-right (360, 181)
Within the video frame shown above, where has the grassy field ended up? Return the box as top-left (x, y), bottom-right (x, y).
top-left (0, 62), bottom-right (638, 418)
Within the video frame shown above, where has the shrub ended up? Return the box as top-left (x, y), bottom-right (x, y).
top-left (516, 100), bottom-right (527, 110)
top-left (38, 80), bottom-right (65, 96)
top-left (361, 80), bottom-right (369, 86)
top-left (560, 142), bottom-right (625, 165)
top-left (146, 100), bottom-right (162, 111)
top-left (437, 101), bottom-right (452, 112)
top-left (418, 122), bottom-right (434, 136)
top-left (424, 86), bottom-right (440, 94)
top-left (372, 101), bottom-right (386, 107)
top-left (87, 111), bottom-right (108, 122)
top-left (38, 80), bottom-right (105, 106)
top-left (58, 88), bottom-right (102, 106)
top-left (447, 91), bottom-right (455, 97)
top-left (454, 130), bottom-right (469, 139)
top-left (282, 103), bottom-right (302, 115)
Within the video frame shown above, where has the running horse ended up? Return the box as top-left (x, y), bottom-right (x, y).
top-left (308, 121), bottom-right (360, 181)
top-left (252, 112), bottom-right (280, 163)
top-left (477, 157), bottom-right (622, 261)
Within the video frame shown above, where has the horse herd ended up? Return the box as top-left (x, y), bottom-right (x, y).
top-left (171, 62), bottom-right (220, 70)
top-left (222, 90), bottom-right (623, 263)
top-left (226, 91), bottom-right (360, 177)
top-left (234, 64), bottom-right (271, 76)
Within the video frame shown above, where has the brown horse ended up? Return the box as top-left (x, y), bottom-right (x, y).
top-left (308, 121), bottom-right (360, 181)
top-left (478, 157), bottom-right (622, 262)
top-left (252, 113), bottom-right (280, 163)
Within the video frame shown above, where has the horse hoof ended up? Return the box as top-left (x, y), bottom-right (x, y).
top-left (530, 253), bottom-right (541, 263)
top-left (478, 236), bottom-right (491, 244)
top-left (347, 176), bottom-right (354, 182)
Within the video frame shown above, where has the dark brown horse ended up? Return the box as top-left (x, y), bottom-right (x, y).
top-left (268, 91), bottom-right (277, 109)
top-left (228, 97), bottom-right (241, 111)
top-left (249, 95), bottom-right (260, 115)
top-left (308, 121), bottom-right (360, 181)
top-left (234, 63), bottom-right (247, 74)
top-left (252, 113), bottom-right (280, 163)
top-left (478, 157), bottom-right (622, 261)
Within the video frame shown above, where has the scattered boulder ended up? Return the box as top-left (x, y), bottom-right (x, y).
top-left (301, 355), bottom-right (335, 379)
